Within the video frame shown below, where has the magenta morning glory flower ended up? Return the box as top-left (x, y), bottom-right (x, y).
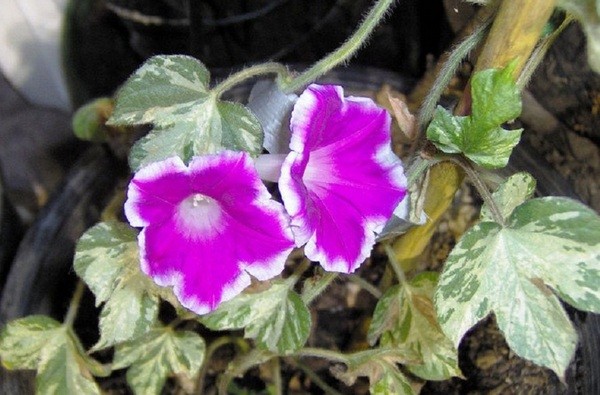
top-left (124, 151), bottom-right (294, 314)
top-left (278, 84), bottom-right (407, 273)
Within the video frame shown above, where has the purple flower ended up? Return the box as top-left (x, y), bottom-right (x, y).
top-left (278, 84), bottom-right (407, 273)
top-left (124, 151), bottom-right (294, 314)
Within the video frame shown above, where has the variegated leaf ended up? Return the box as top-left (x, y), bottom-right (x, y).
top-left (107, 55), bottom-right (263, 170)
top-left (113, 326), bottom-right (205, 395)
top-left (75, 222), bottom-right (159, 350)
top-left (435, 197), bottom-right (600, 378)
top-left (368, 272), bottom-right (462, 381)
top-left (481, 172), bottom-right (536, 222)
top-left (201, 281), bottom-right (310, 354)
top-left (330, 348), bottom-right (417, 395)
top-left (0, 316), bottom-right (108, 394)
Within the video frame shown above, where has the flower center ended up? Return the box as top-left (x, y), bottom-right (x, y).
top-left (176, 193), bottom-right (224, 239)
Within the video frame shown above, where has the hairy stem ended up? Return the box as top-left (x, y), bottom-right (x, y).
top-left (283, 0), bottom-right (396, 92)
top-left (418, 17), bottom-right (492, 128)
top-left (295, 347), bottom-right (350, 364)
top-left (348, 274), bottom-right (382, 298)
top-left (449, 155), bottom-right (506, 226)
top-left (212, 62), bottom-right (291, 98)
top-left (384, 244), bottom-right (408, 285)
top-left (302, 272), bottom-right (338, 305)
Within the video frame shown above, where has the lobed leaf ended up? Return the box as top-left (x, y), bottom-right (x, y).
top-left (0, 315), bottom-right (61, 370)
top-left (435, 197), bottom-right (600, 378)
top-left (330, 348), bottom-right (417, 395)
top-left (368, 273), bottom-right (461, 381)
top-left (75, 222), bottom-right (159, 350)
top-left (113, 326), bottom-right (205, 395)
top-left (0, 316), bottom-right (108, 395)
top-left (202, 281), bottom-right (311, 354)
top-left (480, 172), bottom-right (536, 222)
top-left (107, 55), bottom-right (263, 170)
top-left (36, 327), bottom-right (108, 395)
top-left (426, 66), bottom-right (523, 169)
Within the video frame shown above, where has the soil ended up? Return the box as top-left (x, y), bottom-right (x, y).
top-left (1, 1), bottom-right (599, 394)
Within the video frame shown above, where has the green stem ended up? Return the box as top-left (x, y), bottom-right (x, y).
top-left (212, 62), bottom-right (291, 98)
top-left (383, 243), bottom-right (408, 286)
top-left (418, 16), bottom-right (492, 129)
top-left (271, 357), bottom-right (283, 395)
top-left (516, 15), bottom-right (574, 89)
top-left (194, 336), bottom-right (237, 393)
top-left (288, 258), bottom-right (312, 286)
top-left (294, 359), bottom-right (344, 395)
top-left (301, 272), bottom-right (338, 305)
top-left (283, 0), bottom-right (396, 93)
top-left (348, 274), bottom-right (382, 298)
top-left (449, 155), bottom-right (506, 226)
top-left (64, 280), bottom-right (85, 328)
top-left (295, 347), bottom-right (350, 364)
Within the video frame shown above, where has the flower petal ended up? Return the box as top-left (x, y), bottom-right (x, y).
top-left (125, 156), bottom-right (191, 227)
top-left (280, 84), bottom-right (407, 272)
top-left (128, 151), bottom-right (294, 314)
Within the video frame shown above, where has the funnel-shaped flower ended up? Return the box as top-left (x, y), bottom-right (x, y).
top-left (279, 84), bottom-right (407, 273)
top-left (125, 151), bottom-right (294, 314)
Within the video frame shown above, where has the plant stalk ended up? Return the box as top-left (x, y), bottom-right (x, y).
top-left (212, 62), bottom-right (291, 98)
top-left (283, 0), bottom-right (396, 92)
top-left (64, 280), bottom-right (86, 327)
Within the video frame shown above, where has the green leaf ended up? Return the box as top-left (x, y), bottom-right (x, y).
top-left (330, 348), bottom-right (416, 395)
top-left (202, 281), bottom-right (311, 354)
top-left (113, 326), bottom-right (205, 395)
top-left (72, 97), bottom-right (112, 142)
top-left (368, 273), bottom-right (461, 381)
top-left (426, 66), bottom-right (523, 169)
top-left (0, 316), bottom-right (61, 370)
top-left (75, 222), bottom-right (159, 349)
top-left (0, 316), bottom-right (108, 395)
top-left (435, 197), bottom-right (600, 378)
top-left (470, 64), bottom-right (521, 130)
top-left (481, 172), bottom-right (536, 222)
top-left (107, 55), bottom-right (263, 170)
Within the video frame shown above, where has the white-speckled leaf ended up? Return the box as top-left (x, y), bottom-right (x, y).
top-left (113, 327), bottom-right (205, 395)
top-left (74, 222), bottom-right (138, 305)
top-left (106, 55), bottom-right (263, 170)
top-left (93, 277), bottom-right (159, 351)
top-left (435, 197), bottom-right (600, 378)
top-left (74, 222), bottom-right (159, 350)
top-left (36, 326), bottom-right (108, 395)
top-left (368, 272), bottom-right (462, 381)
top-left (330, 348), bottom-right (416, 395)
top-left (201, 281), bottom-right (310, 354)
top-left (426, 66), bottom-right (522, 169)
top-left (0, 315), bottom-right (61, 370)
top-left (481, 172), bottom-right (536, 222)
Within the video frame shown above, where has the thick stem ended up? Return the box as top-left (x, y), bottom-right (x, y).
top-left (283, 0), bottom-right (396, 93)
top-left (212, 63), bottom-right (291, 98)
top-left (474, 0), bottom-right (558, 74)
